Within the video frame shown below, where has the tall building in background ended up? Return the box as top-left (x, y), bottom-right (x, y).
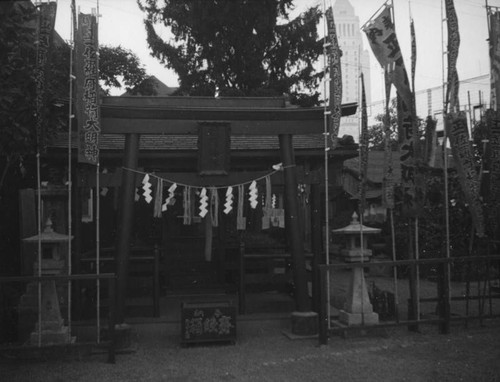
top-left (333, 0), bottom-right (371, 141)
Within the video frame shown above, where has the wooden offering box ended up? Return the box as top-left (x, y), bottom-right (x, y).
top-left (181, 301), bottom-right (236, 345)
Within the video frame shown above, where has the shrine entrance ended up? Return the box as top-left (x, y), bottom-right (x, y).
top-left (68, 96), bottom-right (358, 324)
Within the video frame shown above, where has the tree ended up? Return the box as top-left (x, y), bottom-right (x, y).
top-left (0, 1), bottom-right (155, 196)
top-left (367, 98), bottom-right (398, 150)
top-left (137, 0), bottom-right (323, 105)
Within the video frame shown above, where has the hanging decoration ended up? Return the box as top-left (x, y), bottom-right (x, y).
top-left (224, 186), bottom-right (234, 215)
top-left (162, 183), bottom-right (177, 212)
top-left (237, 184), bottom-right (246, 230)
top-left (248, 180), bottom-right (258, 209)
top-left (199, 187), bottom-right (209, 218)
top-left (262, 176), bottom-right (272, 230)
top-left (153, 178), bottom-right (163, 218)
top-left (183, 186), bottom-right (192, 225)
top-left (142, 174), bottom-right (153, 204)
top-left (120, 164), bottom-right (288, 231)
top-left (134, 187), bottom-right (140, 202)
top-left (209, 188), bottom-right (219, 227)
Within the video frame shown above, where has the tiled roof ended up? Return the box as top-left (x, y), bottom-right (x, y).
top-left (344, 151), bottom-right (402, 184)
top-left (50, 133), bottom-right (336, 152)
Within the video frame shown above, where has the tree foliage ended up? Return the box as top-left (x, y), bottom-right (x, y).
top-left (137, 0), bottom-right (323, 104)
top-left (0, 1), bottom-right (155, 195)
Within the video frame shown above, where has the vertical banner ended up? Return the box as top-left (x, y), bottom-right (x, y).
top-left (75, 13), bottom-right (100, 164)
top-left (34, 2), bottom-right (57, 148)
top-left (423, 116), bottom-right (437, 166)
top-left (410, 18), bottom-right (420, 160)
top-left (362, 3), bottom-right (412, 108)
top-left (359, 73), bottom-right (368, 214)
top-left (488, 8), bottom-right (500, 111)
top-left (487, 110), bottom-right (500, 238)
top-left (445, 0), bottom-right (460, 113)
top-left (325, 7), bottom-right (342, 148)
top-left (382, 73), bottom-right (395, 209)
top-left (363, 2), bottom-right (416, 213)
top-left (446, 112), bottom-right (485, 237)
top-left (410, 19), bottom-right (416, 94)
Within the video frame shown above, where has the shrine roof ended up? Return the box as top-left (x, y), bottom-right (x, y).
top-left (51, 133), bottom-right (357, 154)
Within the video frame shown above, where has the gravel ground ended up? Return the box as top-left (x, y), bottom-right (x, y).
top-left (2, 318), bottom-right (500, 382)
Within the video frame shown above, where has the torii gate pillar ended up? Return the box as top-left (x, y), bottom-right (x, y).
top-left (279, 134), bottom-right (318, 336)
top-left (115, 133), bottom-right (139, 324)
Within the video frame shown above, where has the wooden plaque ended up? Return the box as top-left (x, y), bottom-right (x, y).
top-left (197, 122), bottom-right (231, 175)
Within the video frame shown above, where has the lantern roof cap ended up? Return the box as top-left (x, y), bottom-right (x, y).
top-left (332, 212), bottom-right (381, 235)
top-left (23, 218), bottom-right (73, 243)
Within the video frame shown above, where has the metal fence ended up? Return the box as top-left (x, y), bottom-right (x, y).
top-left (0, 273), bottom-right (117, 363)
top-left (317, 254), bottom-right (500, 345)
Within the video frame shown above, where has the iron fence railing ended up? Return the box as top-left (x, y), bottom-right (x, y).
top-left (317, 254), bottom-right (500, 345)
top-left (0, 273), bottom-right (117, 363)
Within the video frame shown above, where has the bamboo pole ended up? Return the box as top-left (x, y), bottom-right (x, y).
top-left (35, 0), bottom-right (43, 348)
top-left (322, 0), bottom-right (331, 328)
top-left (67, 3), bottom-right (74, 343)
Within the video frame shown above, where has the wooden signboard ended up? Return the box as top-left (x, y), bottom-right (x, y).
top-left (197, 122), bottom-right (231, 175)
top-left (181, 301), bottom-right (236, 345)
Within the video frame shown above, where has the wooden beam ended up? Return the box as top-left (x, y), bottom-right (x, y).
top-left (100, 99), bottom-right (358, 135)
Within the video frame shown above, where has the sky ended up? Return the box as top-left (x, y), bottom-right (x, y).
top-left (53, 0), bottom-right (500, 102)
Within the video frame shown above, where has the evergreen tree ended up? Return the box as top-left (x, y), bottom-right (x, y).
top-left (138, 0), bottom-right (323, 105)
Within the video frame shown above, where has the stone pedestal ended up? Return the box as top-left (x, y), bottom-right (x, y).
top-left (339, 267), bottom-right (378, 326)
top-left (291, 311), bottom-right (318, 336)
top-left (28, 281), bottom-right (74, 345)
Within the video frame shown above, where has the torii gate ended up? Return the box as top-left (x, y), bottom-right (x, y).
top-left (100, 96), bottom-right (357, 334)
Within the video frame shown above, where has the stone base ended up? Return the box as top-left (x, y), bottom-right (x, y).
top-left (109, 323), bottom-right (133, 350)
top-left (30, 325), bottom-right (75, 345)
top-left (291, 311), bottom-right (318, 336)
top-left (339, 310), bottom-right (379, 326)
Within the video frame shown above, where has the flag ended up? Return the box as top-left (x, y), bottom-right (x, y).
top-left (446, 112), bottom-right (485, 237)
top-left (362, 3), bottom-right (412, 108)
top-left (363, 2), bottom-right (416, 213)
top-left (382, 73), bottom-right (395, 209)
top-left (34, 2), bottom-right (57, 149)
top-left (486, 109), bottom-right (500, 238)
top-left (75, 13), bottom-right (100, 164)
top-left (423, 116), bottom-right (437, 167)
top-left (325, 7), bottom-right (342, 148)
top-left (410, 19), bottom-right (416, 94)
top-left (410, 18), bottom-right (420, 161)
top-left (359, 73), bottom-right (368, 214)
top-left (488, 8), bottom-right (500, 111)
top-left (445, 0), bottom-right (460, 113)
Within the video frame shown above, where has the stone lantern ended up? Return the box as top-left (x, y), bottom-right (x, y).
top-left (332, 212), bottom-right (381, 326)
top-left (20, 218), bottom-right (74, 345)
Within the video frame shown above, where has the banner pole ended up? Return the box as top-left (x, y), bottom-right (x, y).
top-left (322, 0), bottom-right (331, 329)
top-left (67, 0), bottom-right (75, 344)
